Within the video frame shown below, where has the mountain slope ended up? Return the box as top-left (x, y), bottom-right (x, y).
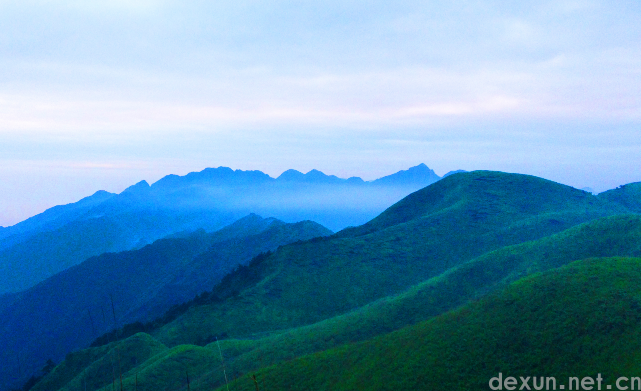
top-left (150, 171), bottom-right (627, 347)
top-left (0, 208), bottom-right (233, 294)
top-left (144, 214), bottom-right (641, 390)
top-left (0, 190), bottom-right (114, 247)
top-left (599, 182), bottom-right (641, 212)
top-left (32, 333), bottom-right (167, 391)
top-left (0, 215), bottom-right (331, 391)
top-left (23, 171), bottom-right (641, 391)
top-left (39, 257), bottom-right (641, 391)
top-left (0, 164), bottom-right (443, 295)
top-left (223, 257), bottom-right (641, 391)
top-left (127, 220), bottom-right (333, 323)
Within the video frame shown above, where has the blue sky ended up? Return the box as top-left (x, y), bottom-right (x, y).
top-left (1, 0), bottom-right (640, 226)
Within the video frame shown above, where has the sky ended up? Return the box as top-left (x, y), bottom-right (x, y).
top-left (1, 0), bottom-right (640, 226)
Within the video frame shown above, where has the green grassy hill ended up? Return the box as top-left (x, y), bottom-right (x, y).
top-left (22, 171), bottom-right (641, 391)
top-left (31, 333), bottom-right (167, 391)
top-left (223, 257), bottom-right (641, 391)
top-left (32, 333), bottom-right (225, 391)
top-left (166, 214), bottom-right (641, 390)
top-left (141, 220), bottom-right (334, 320)
top-left (337, 170), bottom-right (617, 238)
top-left (38, 256), bottom-right (641, 391)
top-left (95, 344), bottom-right (221, 391)
top-left (150, 171), bottom-right (626, 347)
top-left (599, 182), bottom-right (641, 212)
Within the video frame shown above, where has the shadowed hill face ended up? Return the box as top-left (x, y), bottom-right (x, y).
top-left (149, 171), bottom-right (629, 347)
top-left (0, 208), bottom-right (235, 294)
top-left (203, 213), bottom-right (283, 242)
top-left (124, 220), bottom-right (333, 323)
top-left (222, 257), bottom-right (641, 391)
top-left (0, 215), bottom-right (331, 391)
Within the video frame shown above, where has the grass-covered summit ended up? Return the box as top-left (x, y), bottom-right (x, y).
top-left (599, 181), bottom-right (641, 212)
top-left (339, 170), bottom-right (621, 237)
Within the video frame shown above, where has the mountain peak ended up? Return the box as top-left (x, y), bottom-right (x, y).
top-left (407, 163), bottom-right (431, 172)
top-left (372, 164), bottom-right (440, 186)
top-left (306, 169), bottom-right (325, 175)
top-left (278, 169), bottom-right (305, 181)
top-left (306, 169), bottom-right (335, 180)
top-left (122, 180), bottom-right (150, 194)
top-left (341, 170), bottom-right (599, 238)
top-left (92, 190), bottom-right (113, 197)
top-left (277, 169), bottom-right (342, 183)
top-left (152, 166), bottom-right (273, 189)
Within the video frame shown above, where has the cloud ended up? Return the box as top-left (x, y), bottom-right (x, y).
top-left (0, 0), bottom-right (640, 225)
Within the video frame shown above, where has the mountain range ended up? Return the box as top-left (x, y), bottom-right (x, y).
top-left (9, 170), bottom-right (641, 391)
top-left (0, 163), bottom-right (445, 294)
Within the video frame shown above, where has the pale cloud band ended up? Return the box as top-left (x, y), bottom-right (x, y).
top-left (1, 0), bottom-right (639, 133)
top-left (0, 0), bottom-right (640, 225)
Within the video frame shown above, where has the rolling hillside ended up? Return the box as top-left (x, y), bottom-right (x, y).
top-left (33, 252), bottom-right (641, 390)
top-left (223, 257), bottom-right (641, 391)
top-left (149, 171), bottom-right (626, 347)
top-left (1, 215), bottom-right (331, 391)
top-left (170, 215), bottom-right (641, 390)
top-left (599, 182), bottom-right (641, 212)
top-left (15, 171), bottom-right (641, 391)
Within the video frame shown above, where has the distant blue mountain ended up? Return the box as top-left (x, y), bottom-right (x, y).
top-left (274, 164), bottom-right (441, 185)
top-left (0, 190), bottom-right (115, 248)
top-left (153, 167), bottom-right (273, 189)
top-left (372, 163), bottom-right (440, 186)
top-left (0, 164), bottom-right (450, 293)
top-left (277, 169), bottom-right (345, 183)
top-left (276, 169), bottom-right (306, 181)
